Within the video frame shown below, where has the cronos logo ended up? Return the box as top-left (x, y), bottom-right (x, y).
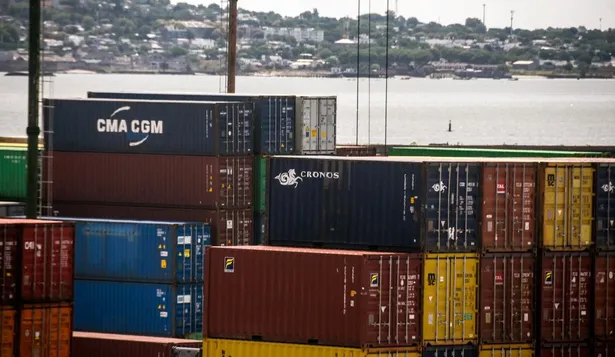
top-left (274, 169), bottom-right (340, 188)
top-left (96, 106), bottom-right (164, 147)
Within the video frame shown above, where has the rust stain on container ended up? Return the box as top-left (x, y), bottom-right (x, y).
top-left (479, 253), bottom-right (535, 344)
top-left (49, 152), bottom-right (253, 209)
top-left (204, 246), bottom-right (423, 348)
top-left (1, 308), bottom-right (15, 357)
top-left (72, 332), bottom-right (202, 357)
top-left (540, 343), bottom-right (590, 357)
top-left (595, 252), bottom-right (615, 341)
top-left (540, 251), bottom-right (591, 342)
top-left (481, 163), bottom-right (536, 252)
top-left (19, 303), bottom-right (72, 357)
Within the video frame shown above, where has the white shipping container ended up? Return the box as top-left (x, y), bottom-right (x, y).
top-left (295, 96), bottom-right (336, 155)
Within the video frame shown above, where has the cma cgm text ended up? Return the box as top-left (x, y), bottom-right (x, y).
top-left (96, 119), bottom-right (164, 134)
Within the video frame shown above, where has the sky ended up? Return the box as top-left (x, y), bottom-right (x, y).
top-left (172, 0), bottom-right (614, 30)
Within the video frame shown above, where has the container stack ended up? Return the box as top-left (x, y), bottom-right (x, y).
top-left (42, 97), bottom-right (254, 245)
top-left (72, 332), bottom-right (203, 357)
top-left (0, 218), bottom-right (75, 357)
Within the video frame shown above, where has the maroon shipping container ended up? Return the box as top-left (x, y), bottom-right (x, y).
top-left (72, 332), bottom-right (202, 357)
top-left (204, 246), bottom-right (423, 348)
top-left (0, 219), bottom-right (74, 304)
top-left (481, 163), bottom-right (537, 252)
top-left (595, 341), bottom-right (615, 357)
top-left (50, 202), bottom-right (253, 246)
top-left (540, 251), bottom-right (592, 342)
top-left (480, 252), bottom-right (535, 343)
top-left (49, 152), bottom-right (253, 209)
top-left (595, 252), bottom-right (615, 341)
top-left (541, 343), bottom-right (590, 357)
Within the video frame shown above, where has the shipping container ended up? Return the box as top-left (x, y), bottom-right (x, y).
top-left (479, 253), bottom-right (535, 344)
top-left (540, 251), bottom-right (592, 342)
top-left (295, 96), bottom-right (336, 155)
top-left (49, 152), bottom-right (253, 209)
top-left (540, 164), bottom-right (594, 250)
top-left (0, 147), bottom-right (27, 201)
top-left (204, 339), bottom-right (421, 357)
top-left (594, 341), bottom-right (615, 357)
top-left (422, 253), bottom-right (479, 345)
top-left (72, 332), bottom-right (202, 357)
top-left (1, 308), bottom-right (15, 357)
top-left (204, 246), bottom-right (423, 348)
top-left (388, 147), bottom-right (606, 158)
top-left (596, 164), bottom-right (615, 250)
top-left (0, 219), bottom-right (75, 304)
top-left (481, 163), bottom-right (537, 252)
top-left (0, 201), bottom-right (25, 217)
top-left (424, 162), bottom-right (479, 252)
top-left (541, 343), bottom-right (590, 357)
top-left (595, 252), bottom-right (615, 341)
top-left (423, 345), bottom-right (477, 357)
top-left (254, 155), bottom-right (268, 213)
top-left (254, 211), bottom-right (268, 245)
top-left (43, 98), bottom-right (253, 156)
top-left (268, 156), bottom-right (423, 251)
top-left (38, 217), bottom-right (211, 283)
top-left (19, 303), bottom-right (72, 357)
top-left (478, 344), bottom-right (534, 357)
top-left (49, 203), bottom-right (253, 246)
top-left (335, 145), bottom-right (379, 156)
top-left (74, 280), bottom-right (202, 338)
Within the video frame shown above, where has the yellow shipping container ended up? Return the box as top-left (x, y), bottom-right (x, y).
top-left (422, 253), bottom-right (478, 345)
top-left (479, 344), bottom-right (534, 357)
top-left (542, 164), bottom-right (594, 249)
top-left (203, 339), bottom-right (421, 357)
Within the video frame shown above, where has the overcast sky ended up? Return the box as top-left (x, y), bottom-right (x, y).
top-left (173, 0), bottom-right (614, 30)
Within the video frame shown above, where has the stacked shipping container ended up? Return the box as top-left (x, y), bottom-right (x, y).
top-left (0, 218), bottom-right (75, 357)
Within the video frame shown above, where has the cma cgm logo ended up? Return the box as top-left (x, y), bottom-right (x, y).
top-left (97, 106), bottom-right (164, 147)
top-left (274, 169), bottom-right (340, 188)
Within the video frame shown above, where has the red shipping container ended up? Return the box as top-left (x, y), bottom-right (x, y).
top-left (0, 219), bottom-right (74, 304)
top-left (480, 252), bottom-right (535, 343)
top-left (204, 246), bottom-right (423, 348)
top-left (50, 202), bottom-right (253, 246)
top-left (72, 332), bottom-right (202, 357)
top-left (541, 343), bottom-right (590, 357)
top-left (595, 341), bottom-right (615, 357)
top-left (481, 163), bottom-right (537, 252)
top-left (540, 251), bottom-right (591, 342)
top-left (595, 252), bottom-right (615, 341)
top-left (48, 152), bottom-right (253, 209)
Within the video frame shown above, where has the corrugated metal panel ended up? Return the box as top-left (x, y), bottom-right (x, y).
top-left (594, 342), bottom-right (615, 357)
top-left (424, 162), bottom-right (479, 252)
top-left (19, 303), bottom-right (73, 357)
top-left (595, 252), bottom-right (615, 341)
top-left (254, 211), bottom-right (268, 245)
top-left (0, 201), bottom-right (25, 217)
top-left (422, 253), bottom-right (479, 345)
top-left (1, 308), bottom-right (15, 357)
top-left (479, 253), bottom-right (535, 344)
top-left (295, 96), bottom-right (336, 155)
top-left (335, 145), bottom-right (378, 156)
top-left (423, 345), bottom-right (477, 357)
top-left (596, 164), bottom-right (615, 251)
top-left (388, 147), bottom-right (605, 158)
top-left (204, 246), bottom-right (423, 348)
top-left (74, 280), bottom-right (202, 338)
top-left (0, 147), bottom-right (27, 201)
top-left (49, 203), bottom-right (254, 246)
top-left (540, 251), bottom-right (592, 342)
top-left (204, 339), bottom-right (421, 357)
top-left (478, 344), bottom-right (534, 357)
top-left (254, 155), bottom-right (268, 213)
top-left (540, 164), bottom-right (594, 250)
top-left (50, 152), bottom-right (253, 209)
top-left (43, 98), bottom-right (253, 156)
top-left (268, 156), bottom-right (422, 251)
top-left (540, 343), bottom-right (590, 357)
top-left (481, 163), bottom-right (537, 252)
top-left (72, 332), bottom-right (202, 357)
top-left (41, 218), bottom-right (211, 283)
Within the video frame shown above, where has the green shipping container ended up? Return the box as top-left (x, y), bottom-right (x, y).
top-left (387, 146), bottom-right (606, 158)
top-left (254, 155), bottom-right (268, 213)
top-left (0, 147), bottom-right (28, 201)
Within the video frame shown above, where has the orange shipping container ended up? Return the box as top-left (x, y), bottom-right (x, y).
top-left (19, 304), bottom-right (72, 357)
top-left (1, 309), bottom-right (16, 357)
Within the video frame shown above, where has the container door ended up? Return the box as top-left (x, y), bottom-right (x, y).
top-left (254, 156), bottom-right (268, 213)
top-left (259, 97), bottom-right (295, 155)
top-left (298, 97), bottom-right (317, 154)
top-left (320, 97), bottom-right (336, 154)
top-left (0, 149), bottom-right (27, 201)
top-left (595, 252), bottom-right (615, 340)
top-left (479, 346), bottom-right (534, 357)
top-left (176, 224), bottom-right (210, 283)
top-left (595, 164), bottom-right (615, 250)
top-left (19, 304), bottom-right (72, 357)
top-left (175, 284), bottom-right (204, 339)
top-left (1, 309), bottom-right (15, 357)
top-left (425, 163), bottom-right (479, 252)
top-left (0, 224), bottom-right (18, 305)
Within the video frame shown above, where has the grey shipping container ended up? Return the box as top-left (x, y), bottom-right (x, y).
top-left (267, 156), bottom-right (422, 251)
top-left (43, 98), bottom-right (253, 156)
top-left (596, 164), bottom-right (615, 250)
top-left (86, 91), bottom-right (337, 155)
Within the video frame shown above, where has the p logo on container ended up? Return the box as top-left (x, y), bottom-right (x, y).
top-left (224, 257), bottom-right (235, 273)
top-left (544, 271), bottom-right (553, 285)
top-left (370, 273), bottom-right (379, 287)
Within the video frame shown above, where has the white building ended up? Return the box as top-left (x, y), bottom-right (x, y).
top-left (263, 27), bottom-right (325, 43)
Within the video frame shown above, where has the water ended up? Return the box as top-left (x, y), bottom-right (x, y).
top-left (1, 73), bottom-right (614, 145)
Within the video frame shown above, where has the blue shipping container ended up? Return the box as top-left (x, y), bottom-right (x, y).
top-left (424, 162), bottom-right (480, 252)
top-left (596, 164), bottom-right (615, 250)
top-left (423, 345), bottom-right (477, 357)
top-left (86, 91), bottom-right (296, 155)
top-left (74, 280), bottom-right (203, 338)
top-left (43, 98), bottom-right (253, 156)
top-left (267, 156), bottom-right (423, 251)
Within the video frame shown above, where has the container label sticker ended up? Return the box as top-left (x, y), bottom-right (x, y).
top-left (160, 260), bottom-right (167, 269)
top-left (496, 182), bottom-right (506, 194)
top-left (177, 295), bottom-right (192, 304)
top-left (427, 273), bottom-right (436, 286)
top-left (160, 311), bottom-right (168, 318)
top-left (370, 273), bottom-right (379, 287)
top-left (178, 236), bottom-right (192, 245)
top-left (226, 220), bottom-right (233, 229)
top-left (547, 174), bottom-right (556, 186)
top-left (544, 271), bottom-right (553, 285)
top-left (184, 249), bottom-right (190, 258)
top-left (160, 251), bottom-right (168, 257)
top-left (495, 272), bottom-right (504, 284)
top-left (224, 257), bottom-right (235, 273)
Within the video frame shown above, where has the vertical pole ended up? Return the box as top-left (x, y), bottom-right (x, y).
top-left (26, 0), bottom-right (41, 219)
top-left (226, 0), bottom-right (238, 93)
top-left (384, 0), bottom-right (390, 151)
top-left (355, 0), bottom-right (361, 146)
top-left (482, 4), bottom-right (486, 27)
